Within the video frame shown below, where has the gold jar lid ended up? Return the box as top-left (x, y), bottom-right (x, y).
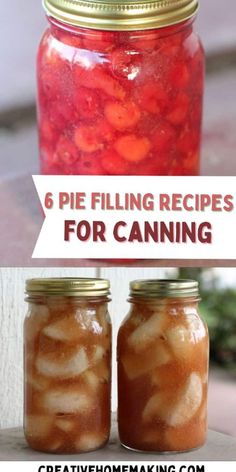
top-left (43, 0), bottom-right (199, 31)
top-left (26, 277), bottom-right (110, 297)
top-left (130, 279), bottom-right (199, 298)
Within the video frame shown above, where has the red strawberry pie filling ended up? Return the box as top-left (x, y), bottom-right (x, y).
top-left (37, 20), bottom-right (204, 176)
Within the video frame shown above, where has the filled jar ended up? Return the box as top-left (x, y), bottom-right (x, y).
top-left (24, 278), bottom-right (111, 454)
top-left (117, 279), bottom-right (209, 452)
top-left (37, 0), bottom-right (204, 176)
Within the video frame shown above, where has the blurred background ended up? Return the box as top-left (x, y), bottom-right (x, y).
top-left (1, 1), bottom-right (236, 265)
top-left (0, 266), bottom-right (236, 439)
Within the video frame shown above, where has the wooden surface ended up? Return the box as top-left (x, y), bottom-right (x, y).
top-left (0, 427), bottom-right (236, 461)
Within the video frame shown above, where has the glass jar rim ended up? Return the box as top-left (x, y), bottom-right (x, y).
top-left (43, 0), bottom-right (199, 31)
top-left (129, 279), bottom-right (199, 299)
top-left (25, 277), bottom-right (110, 298)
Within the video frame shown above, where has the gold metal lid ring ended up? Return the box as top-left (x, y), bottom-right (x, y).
top-left (26, 277), bottom-right (110, 297)
top-left (129, 279), bottom-right (199, 298)
top-left (43, 0), bottom-right (199, 31)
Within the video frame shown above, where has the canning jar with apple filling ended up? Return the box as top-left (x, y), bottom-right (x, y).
top-left (37, 0), bottom-right (204, 176)
top-left (24, 278), bottom-right (111, 454)
top-left (117, 279), bottom-right (209, 452)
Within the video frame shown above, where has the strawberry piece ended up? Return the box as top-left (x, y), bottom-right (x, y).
top-left (160, 43), bottom-right (180, 59)
top-left (167, 163), bottom-right (184, 176)
top-left (74, 120), bottom-right (113, 153)
top-left (104, 101), bottom-right (141, 131)
top-left (134, 157), bottom-right (169, 176)
top-left (58, 33), bottom-right (83, 48)
top-left (76, 154), bottom-right (106, 175)
top-left (55, 136), bottom-right (78, 165)
top-left (74, 87), bottom-right (100, 119)
top-left (152, 122), bottom-right (176, 152)
top-left (49, 100), bottom-right (76, 130)
top-left (184, 152), bottom-right (200, 174)
top-left (167, 93), bottom-right (189, 125)
top-left (82, 29), bottom-right (116, 52)
top-left (177, 130), bottom-right (199, 154)
top-left (40, 147), bottom-right (65, 175)
top-left (95, 119), bottom-right (114, 143)
top-left (168, 63), bottom-right (190, 89)
top-left (110, 48), bottom-right (132, 68)
top-left (39, 67), bottom-right (60, 101)
top-left (158, 27), bottom-right (184, 58)
top-left (101, 150), bottom-right (131, 175)
top-left (134, 31), bottom-right (158, 51)
top-left (168, 151), bottom-right (199, 175)
top-left (40, 119), bottom-right (58, 143)
top-left (170, 162), bottom-right (199, 176)
top-left (114, 135), bottom-right (151, 162)
top-left (110, 48), bottom-right (140, 79)
top-left (94, 69), bottom-right (126, 100)
top-left (131, 162), bottom-right (149, 176)
top-left (74, 126), bottom-right (103, 153)
top-left (189, 97), bottom-right (203, 126)
top-left (74, 66), bottom-right (126, 100)
top-left (39, 51), bottom-right (73, 101)
top-left (137, 83), bottom-right (168, 114)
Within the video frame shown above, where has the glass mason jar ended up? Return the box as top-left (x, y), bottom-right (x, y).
top-left (37, 0), bottom-right (204, 176)
top-left (24, 278), bottom-right (112, 454)
top-left (117, 279), bottom-right (209, 453)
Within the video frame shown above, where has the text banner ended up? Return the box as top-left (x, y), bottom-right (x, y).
top-left (32, 176), bottom-right (236, 260)
top-left (1, 461), bottom-right (236, 472)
